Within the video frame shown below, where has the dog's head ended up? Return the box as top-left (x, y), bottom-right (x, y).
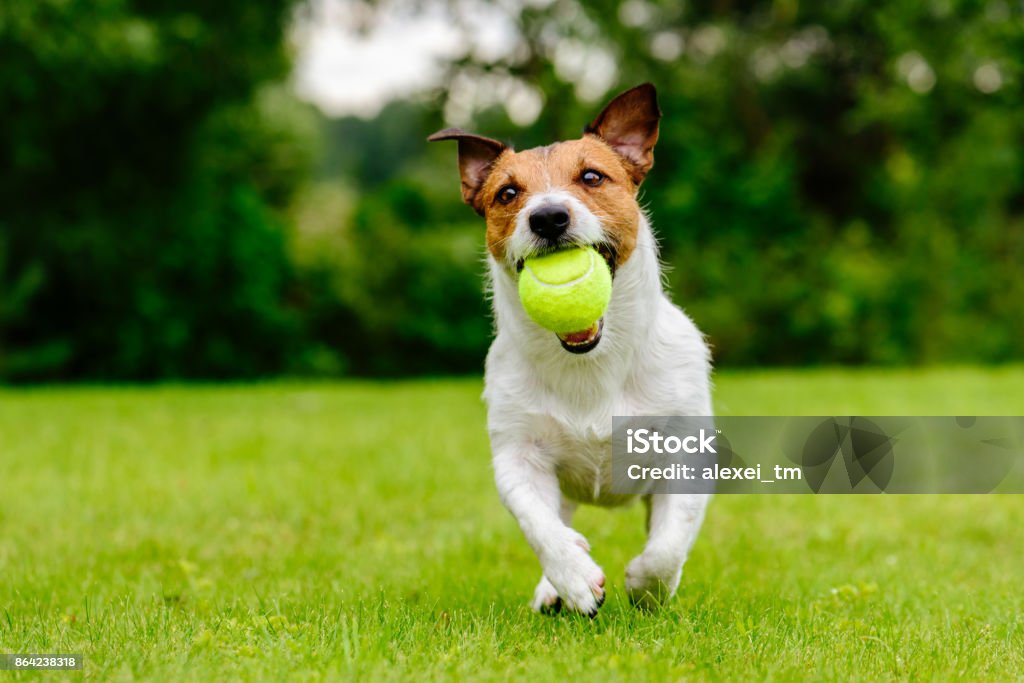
top-left (429, 83), bottom-right (661, 353)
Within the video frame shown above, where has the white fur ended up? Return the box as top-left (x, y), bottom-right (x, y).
top-left (484, 204), bottom-right (712, 615)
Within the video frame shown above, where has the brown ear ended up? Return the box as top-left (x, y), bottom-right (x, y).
top-left (427, 128), bottom-right (508, 215)
top-left (585, 83), bottom-right (661, 184)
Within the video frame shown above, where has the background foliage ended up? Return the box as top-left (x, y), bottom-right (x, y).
top-left (0, 0), bottom-right (313, 380)
top-left (2, 0), bottom-right (1023, 380)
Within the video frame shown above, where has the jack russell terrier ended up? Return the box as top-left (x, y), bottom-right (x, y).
top-left (429, 83), bottom-right (712, 616)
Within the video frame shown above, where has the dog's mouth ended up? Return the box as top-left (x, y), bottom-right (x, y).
top-left (557, 319), bottom-right (603, 354)
top-left (514, 243), bottom-right (615, 355)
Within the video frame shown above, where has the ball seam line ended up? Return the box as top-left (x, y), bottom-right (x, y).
top-left (522, 250), bottom-right (596, 289)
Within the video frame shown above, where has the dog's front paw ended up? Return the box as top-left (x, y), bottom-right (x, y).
top-left (625, 551), bottom-right (682, 610)
top-left (540, 530), bottom-right (605, 617)
top-left (531, 575), bottom-right (562, 614)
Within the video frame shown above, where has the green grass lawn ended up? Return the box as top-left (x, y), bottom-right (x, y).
top-left (2, 367), bottom-right (1024, 681)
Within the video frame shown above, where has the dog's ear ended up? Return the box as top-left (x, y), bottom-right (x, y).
top-left (427, 128), bottom-right (508, 215)
top-left (585, 83), bottom-right (661, 184)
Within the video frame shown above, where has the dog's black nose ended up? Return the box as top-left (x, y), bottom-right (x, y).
top-left (529, 205), bottom-right (571, 241)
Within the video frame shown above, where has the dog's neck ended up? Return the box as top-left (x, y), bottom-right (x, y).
top-left (487, 213), bottom-right (664, 394)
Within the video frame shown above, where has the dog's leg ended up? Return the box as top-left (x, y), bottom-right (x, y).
top-left (531, 499), bottom-right (577, 614)
top-left (493, 447), bottom-right (605, 616)
top-left (625, 493), bottom-right (708, 608)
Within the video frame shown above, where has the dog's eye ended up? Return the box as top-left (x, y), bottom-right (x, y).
top-left (497, 185), bottom-right (519, 204)
top-left (580, 169), bottom-right (605, 187)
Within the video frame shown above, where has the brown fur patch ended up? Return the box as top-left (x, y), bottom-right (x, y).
top-left (481, 136), bottom-right (641, 267)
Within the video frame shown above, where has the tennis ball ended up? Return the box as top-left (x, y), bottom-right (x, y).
top-left (518, 246), bottom-right (612, 333)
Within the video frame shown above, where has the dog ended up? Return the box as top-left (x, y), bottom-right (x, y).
top-left (429, 83), bottom-right (712, 616)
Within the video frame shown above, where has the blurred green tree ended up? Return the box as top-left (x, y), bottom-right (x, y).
top-left (3, 0), bottom-right (1023, 380)
top-left (325, 0), bottom-right (1023, 371)
top-left (0, 0), bottom-right (315, 379)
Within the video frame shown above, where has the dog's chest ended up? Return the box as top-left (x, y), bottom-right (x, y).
top-left (525, 395), bottom-right (639, 506)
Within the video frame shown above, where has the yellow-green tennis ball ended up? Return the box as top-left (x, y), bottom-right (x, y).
top-left (518, 246), bottom-right (612, 333)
